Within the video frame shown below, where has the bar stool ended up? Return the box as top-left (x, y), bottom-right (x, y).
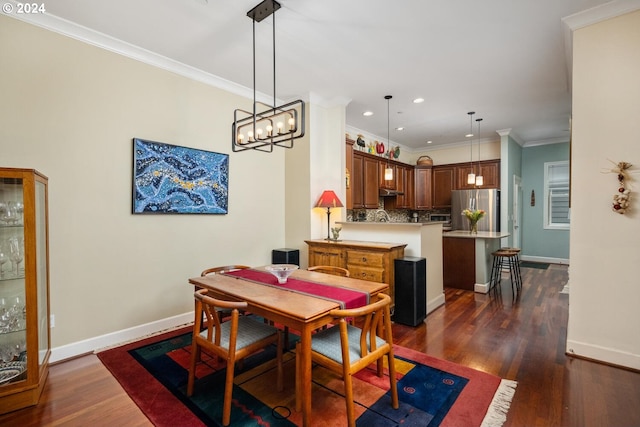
top-left (490, 249), bottom-right (521, 296)
top-left (500, 247), bottom-right (522, 292)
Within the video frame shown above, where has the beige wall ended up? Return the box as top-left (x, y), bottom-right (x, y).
top-left (0, 16), bottom-right (295, 349)
top-left (410, 140), bottom-right (501, 167)
top-left (568, 10), bottom-right (640, 369)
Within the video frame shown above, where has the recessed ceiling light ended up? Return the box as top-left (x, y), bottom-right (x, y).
top-left (363, 111), bottom-right (373, 117)
top-left (413, 98), bottom-right (425, 104)
top-left (395, 127), bottom-right (404, 131)
top-left (427, 140), bottom-right (432, 144)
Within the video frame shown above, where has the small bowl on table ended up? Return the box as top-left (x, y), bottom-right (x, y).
top-left (265, 264), bottom-right (298, 284)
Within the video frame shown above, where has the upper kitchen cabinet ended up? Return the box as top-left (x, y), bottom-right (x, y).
top-left (384, 164), bottom-right (414, 210)
top-left (477, 160), bottom-right (500, 188)
top-left (378, 162), bottom-right (397, 190)
top-left (456, 160), bottom-right (500, 190)
top-left (432, 165), bottom-right (455, 208)
top-left (346, 138), bottom-right (354, 209)
top-left (0, 168), bottom-right (50, 414)
top-left (415, 166), bottom-right (433, 210)
top-left (352, 151), bottom-right (379, 209)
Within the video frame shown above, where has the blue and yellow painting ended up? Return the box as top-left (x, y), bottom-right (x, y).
top-left (133, 138), bottom-right (229, 214)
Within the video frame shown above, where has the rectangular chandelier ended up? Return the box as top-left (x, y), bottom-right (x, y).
top-left (232, 99), bottom-right (305, 152)
top-left (232, 0), bottom-right (306, 153)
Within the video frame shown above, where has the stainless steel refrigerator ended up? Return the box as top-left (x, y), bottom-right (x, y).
top-left (451, 189), bottom-right (500, 232)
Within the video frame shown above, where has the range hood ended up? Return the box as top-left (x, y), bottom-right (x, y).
top-left (379, 188), bottom-right (404, 197)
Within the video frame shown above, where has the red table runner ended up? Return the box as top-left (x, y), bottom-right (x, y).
top-left (225, 269), bottom-right (369, 309)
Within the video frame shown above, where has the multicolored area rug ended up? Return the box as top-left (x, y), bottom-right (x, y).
top-left (97, 327), bottom-right (516, 427)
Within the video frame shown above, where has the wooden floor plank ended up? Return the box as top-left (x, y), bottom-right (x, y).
top-left (1, 263), bottom-right (639, 426)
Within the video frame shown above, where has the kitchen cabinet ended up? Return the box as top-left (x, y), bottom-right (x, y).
top-left (351, 152), bottom-right (379, 209)
top-left (385, 165), bottom-right (414, 210)
top-left (414, 166), bottom-right (432, 210)
top-left (352, 151), bottom-right (363, 208)
top-left (345, 138), bottom-right (354, 209)
top-left (404, 167), bottom-right (415, 209)
top-left (431, 166), bottom-right (455, 208)
top-left (456, 164), bottom-right (476, 190)
top-left (378, 161), bottom-right (396, 190)
top-left (305, 239), bottom-right (406, 306)
top-left (443, 236), bottom-right (475, 290)
top-left (0, 168), bottom-right (50, 414)
top-left (362, 155), bottom-right (379, 208)
top-left (477, 160), bottom-right (500, 188)
top-left (456, 160), bottom-right (500, 190)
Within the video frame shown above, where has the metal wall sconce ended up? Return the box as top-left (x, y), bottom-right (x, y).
top-left (232, 0), bottom-right (306, 153)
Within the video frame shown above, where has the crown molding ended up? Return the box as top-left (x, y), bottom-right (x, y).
top-left (522, 137), bottom-right (571, 148)
top-left (2, 1), bottom-right (280, 104)
top-left (496, 128), bottom-right (526, 146)
top-left (562, 0), bottom-right (640, 94)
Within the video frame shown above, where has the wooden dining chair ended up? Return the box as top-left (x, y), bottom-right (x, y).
top-left (308, 265), bottom-right (350, 277)
top-left (296, 293), bottom-right (398, 427)
top-left (200, 265), bottom-right (251, 319)
top-left (187, 289), bottom-right (283, 427)
top-left (200, 265), bottom-right (250, 277)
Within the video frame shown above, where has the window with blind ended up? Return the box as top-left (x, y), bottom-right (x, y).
top-left (544, 161), bottom-right (570, 229)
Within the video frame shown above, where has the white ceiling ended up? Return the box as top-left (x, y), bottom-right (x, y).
top-left (15, 0), bottom-right (630, 150)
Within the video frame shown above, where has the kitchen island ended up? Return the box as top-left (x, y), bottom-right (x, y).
top-left (443, 230), bottom-right (510, 293)
top-left (336, 221), bottom-right (445, 314)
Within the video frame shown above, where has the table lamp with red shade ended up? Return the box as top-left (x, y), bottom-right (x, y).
top-left (315, 190), bottom-right (344, 241)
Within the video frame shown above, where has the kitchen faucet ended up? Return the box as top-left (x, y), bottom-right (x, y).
top-left (375, 209), bottom-right (391, 222)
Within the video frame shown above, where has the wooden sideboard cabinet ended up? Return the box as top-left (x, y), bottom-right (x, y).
top-left (305, 240), bottom-right (406, 306)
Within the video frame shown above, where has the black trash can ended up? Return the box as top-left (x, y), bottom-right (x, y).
top-left (271, 248), bottom-right (300, 266)
top-left (393, 257), bottom-right (426, 326)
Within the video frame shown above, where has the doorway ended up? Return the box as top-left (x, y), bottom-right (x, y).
top-left (513, 175), bottom-right (523, 249)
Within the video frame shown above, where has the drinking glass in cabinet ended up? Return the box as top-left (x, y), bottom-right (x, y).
top-left (0, 242), bottom-right (8, 279)
top-left (0, 201), bottom-right (22, 225)
top-left (8, 237), bottom-right (24, 277)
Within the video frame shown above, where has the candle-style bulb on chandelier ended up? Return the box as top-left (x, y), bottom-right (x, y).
top-left (232, 0), bottom-right (305, 152)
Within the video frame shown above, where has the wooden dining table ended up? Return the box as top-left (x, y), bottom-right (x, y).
top-left (188, 266), bottom-right (388, 427)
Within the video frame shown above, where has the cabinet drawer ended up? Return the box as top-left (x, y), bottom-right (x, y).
top-left (346, 250), bottom-right (384, 267)
top-left (347, 265), bottom-right (384, 283)
top-left (310, 247), bottom-right (343, 258)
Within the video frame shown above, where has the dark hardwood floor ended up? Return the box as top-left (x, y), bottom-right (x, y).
top-left (1, 263), bottom-right (639, 426)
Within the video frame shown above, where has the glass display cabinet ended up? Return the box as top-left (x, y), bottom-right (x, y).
top-left (0, 168), bottom-right (50, 414)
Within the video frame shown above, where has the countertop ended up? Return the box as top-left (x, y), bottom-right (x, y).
top-left (443, 230), bottom-right (510, 239)
top-left (337, 221), bottom-right (445, 227)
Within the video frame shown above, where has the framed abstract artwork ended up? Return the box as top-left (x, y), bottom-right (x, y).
top-left (132, 138), bottom-right (229, 214)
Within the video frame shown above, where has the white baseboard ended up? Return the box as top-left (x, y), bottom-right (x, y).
top-left (475, 282), bottom-right (490, 294)
top-left (566, 339), bottom-right (640, 371)
top-left (520, 255), bottom-right (570, 265)
top-left (50, 312), bottom-right (193, 363)
top-left (427, 293), bottom-right (446, 315)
